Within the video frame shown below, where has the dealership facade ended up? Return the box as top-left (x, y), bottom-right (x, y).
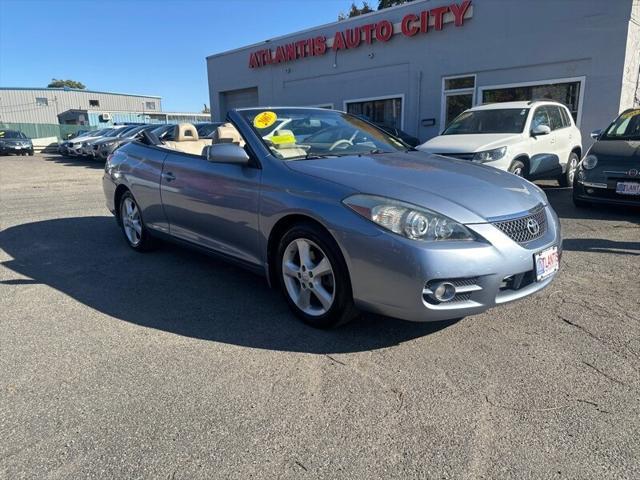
top-left (207, 0), bottom-right (639, 145)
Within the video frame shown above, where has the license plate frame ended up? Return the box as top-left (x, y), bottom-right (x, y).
top-left (616, 182), bottom-right (640, 196)
top-left (534, 245), bottom-right (559, 282)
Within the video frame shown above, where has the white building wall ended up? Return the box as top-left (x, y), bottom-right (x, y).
top-left (620, 1), bottom-right (640, 109)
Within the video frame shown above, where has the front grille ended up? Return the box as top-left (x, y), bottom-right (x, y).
top-left (492, 205), bottom-right (547, 244)
top-left (436, 152), bottom-right (475, 161)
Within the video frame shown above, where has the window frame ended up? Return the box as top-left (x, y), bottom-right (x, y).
top-left (35, 97), bottom-right (49, 106)
top-left (478, 76), bottom-right (585, 126)
top-left (343, 94), bottom-right (405, 130)
top-left (89, 99), bottom-right (100, 107)
top-left (441, 74), bottom-right (476, 132)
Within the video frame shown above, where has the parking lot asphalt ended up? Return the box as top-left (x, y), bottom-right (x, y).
top-left (1, 153), bottom-right (639, 479)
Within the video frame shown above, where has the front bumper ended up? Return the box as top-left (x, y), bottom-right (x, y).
top-left (575, 177), bottom-right (640, 207)
top-left (0, 144), bottom-right (33, 154)
top-left (341, 205), bottom-right (561, 322)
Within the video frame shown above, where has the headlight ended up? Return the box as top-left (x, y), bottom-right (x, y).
top-left (104, 141), bottom-right (116, 148)
top-left (343, 194), bottom-right (475, 241)
top-left (582, 154), bottom-right (598, 170)
top-left (472, 146), bottom-right (507, 163)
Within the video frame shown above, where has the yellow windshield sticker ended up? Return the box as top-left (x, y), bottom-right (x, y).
top-left (271, 133), bottom-right (296, 145)
top-left (253, 111), bottom-right (278, 129)
top-left (621, 109), bottom-right (640, 119)
top-left (0, 131), bottom-right (4, 137)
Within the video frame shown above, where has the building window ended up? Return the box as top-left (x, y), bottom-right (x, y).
top-left (89, 99), bottom-right (100, 107)
top-left (442, 75), bottom-right (476, 129)
top-left (35, 97), bottom-right (48, 106)
top-left (481, 80), bottom-right (582, 123)
top-left (345, 96), bottom-right (403, 129)
top-left (145, 101), bottom-right (156, 110)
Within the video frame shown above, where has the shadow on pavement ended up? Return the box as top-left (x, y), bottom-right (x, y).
top-left (0, 216), bottom-right (453, 353)
top-left (562, 238), bottom-right (639, 255)
top-left (42, 154), bottom-right (104, 170)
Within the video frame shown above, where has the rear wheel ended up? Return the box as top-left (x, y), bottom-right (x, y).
top-left (559, 152), bottom-right (579, 187)
top-left (276, 223), bottom-right (358, 328)
top-left (119, 191), bottom-right (155, 251)
top-left (509, 159), bottom-right (526, 178)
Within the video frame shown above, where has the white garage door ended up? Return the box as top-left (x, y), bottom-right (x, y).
top-left (222, 87), bottom-right (259, 116)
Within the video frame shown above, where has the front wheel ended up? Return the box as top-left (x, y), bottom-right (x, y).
top-left (559, 152), bottom-right (579, 187)
top-left (119, 191), bottom-right (155, 251)
top-left (509, 159), bottom-right (526, 178)
top-left (276, 223), bottom-right (358, 328)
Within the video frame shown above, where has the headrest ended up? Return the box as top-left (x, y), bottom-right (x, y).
top-left (212, 123), bottom-right (243, 145)
top-left (175, 123), bottom-right (199, 142)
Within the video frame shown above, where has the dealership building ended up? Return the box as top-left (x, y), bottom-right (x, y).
top-left (207, 0), bottom-right (640, 145)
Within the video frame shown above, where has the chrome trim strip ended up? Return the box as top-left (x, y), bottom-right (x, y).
top-left (579, 181), bottom-right (608, 188)
top-left (484, 203), bottom-right (545, 223)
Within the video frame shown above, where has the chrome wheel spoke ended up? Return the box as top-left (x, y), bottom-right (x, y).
top-left (283, 261), bottom-right (299, 278)
top-left (312, 283), bottom-right (333, 310)
top-left (311, 256), bottom-right (331, 278)
top-left (296, 288), bottom-right (311, 310)
top-left (295, 239), bottom-right (311, 267)
top-left (131, 220), bottom-right (142, 235)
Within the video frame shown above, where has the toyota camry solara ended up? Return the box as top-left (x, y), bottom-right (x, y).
top-left (103, 107), bottom-right (561, 328)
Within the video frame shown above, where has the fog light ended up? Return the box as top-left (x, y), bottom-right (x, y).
top-left (433, 282), bottom-right (456, 302)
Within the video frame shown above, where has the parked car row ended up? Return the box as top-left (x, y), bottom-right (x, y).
top-left (58, 122), bottom-right (221, 160)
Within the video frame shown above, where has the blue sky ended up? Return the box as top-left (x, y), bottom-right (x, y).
top-left (0, 0), bottom-right (354, 112)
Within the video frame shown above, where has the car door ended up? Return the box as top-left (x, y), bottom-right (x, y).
top-left (159, 150), bottom-right (262, 266)
top-left (527, 106), bottom-right (558, 178)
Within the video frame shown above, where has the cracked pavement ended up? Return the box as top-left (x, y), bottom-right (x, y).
top-left (1, 154), bottom-right (639, 479)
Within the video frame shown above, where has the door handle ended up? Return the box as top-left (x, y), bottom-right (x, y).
top-left (162, 172), bottom-right (176, 182)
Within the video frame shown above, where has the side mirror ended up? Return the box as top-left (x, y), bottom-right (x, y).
top-left (590, 129), bottom-right (602, 140)
top-left (531, 125), bottom-right (551, 137)
top-left (204, 143), bottom-right (250, 165)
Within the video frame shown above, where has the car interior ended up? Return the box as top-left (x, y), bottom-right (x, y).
top-left (151, 122), bottom-right (247, 157)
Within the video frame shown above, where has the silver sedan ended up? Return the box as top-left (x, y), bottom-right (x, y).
top-left (103, 107), bottom-right (561, 328)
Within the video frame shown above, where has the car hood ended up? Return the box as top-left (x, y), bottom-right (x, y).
top-left (69, 136), bottom-right (101, 145)
top-left (418, 133), bottom-right (522, 154)
top-left (92, 136), bottom-right (121, 146)
top-left (285, 151), bottom-right (546, 224)
top-left (589, 139), bottom-right (640, 165)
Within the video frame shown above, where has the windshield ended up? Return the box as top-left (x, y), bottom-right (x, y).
top-left (196, 123), bottom-right (221, 137)
top-left (0, 130), bottom-right (26, 139)
top-left (443, 108), bottom-right (529, 135)
top-left (602, 109), bottom-right (640, 141)
top-left (237, 108), bottom-right (408, 160)
top-left (114, 126), bottom-right (137, 137)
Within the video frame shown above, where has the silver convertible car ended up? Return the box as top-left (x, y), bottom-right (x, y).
top-left (103, 107), bottom-right (561, 328)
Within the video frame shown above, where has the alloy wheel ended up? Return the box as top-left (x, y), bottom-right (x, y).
top-left (568, 157), bottom-right (578, 184)
top-left (121, 197), bottom-right (142, 246)
top-left (281, 238), bottom-right (336, 316)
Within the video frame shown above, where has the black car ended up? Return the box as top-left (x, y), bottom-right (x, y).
top-left (0, 130), bottom-right (34, 156)
top-left (573, 108), bottom-right (640, 207)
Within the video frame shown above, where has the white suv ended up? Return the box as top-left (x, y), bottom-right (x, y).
top-left (418, 100), bottom-right (583, 186)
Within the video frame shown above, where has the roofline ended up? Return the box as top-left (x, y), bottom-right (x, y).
top-left (206, 0), bottom-right (431, 60)
top-left (0, 87), bottom-right (162, 99)
top-left (60, 108), bottom-right (209, 115)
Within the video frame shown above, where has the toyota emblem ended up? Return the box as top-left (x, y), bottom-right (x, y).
top-left (629, 169), bottom-right (639, 177)
top-left (527, 218), bottom-right (540, 235)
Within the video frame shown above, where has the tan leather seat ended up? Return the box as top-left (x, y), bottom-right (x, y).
top-left (162, 123), bottom-right (212, 156)
top-left (211, 123), bottom-right (246, 147)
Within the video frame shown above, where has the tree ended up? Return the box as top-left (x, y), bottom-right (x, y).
top-left (378, 0), bottom-right (414, 10)
top-left (338, 1), bottom-right (374, 20)
top-left (47, 79), bottom-right (86, 89)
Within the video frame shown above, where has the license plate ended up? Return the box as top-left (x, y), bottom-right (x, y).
top-left (534, 246), bottom-right (559, 281)
top-left (13, 146), bottom-right (23, 150)
top-left (616, 182), bottom-right (640, 195)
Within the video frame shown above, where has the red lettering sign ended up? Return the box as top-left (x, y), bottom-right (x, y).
top-left (248, 1), bottom-right (473, 68)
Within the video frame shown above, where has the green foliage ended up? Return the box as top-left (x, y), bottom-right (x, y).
top-left (378, 0), bottom-right (415, 10)
top-left (338, 1), bottom-right (374, 20)
top-left (47, 79), bottom-right (86, 89)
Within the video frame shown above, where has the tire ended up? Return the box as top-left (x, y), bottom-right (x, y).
top-left (276, 222), bottom-right (358, 328)
top-left (509, 159), bottom-right (526, 178)
top-left (559, 152), bottom-right (579, 187)
top-left (118, 191), bottom-right (155, 251)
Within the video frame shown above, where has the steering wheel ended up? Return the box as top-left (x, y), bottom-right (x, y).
top-left (329, 139), bottom-right (353, 151)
